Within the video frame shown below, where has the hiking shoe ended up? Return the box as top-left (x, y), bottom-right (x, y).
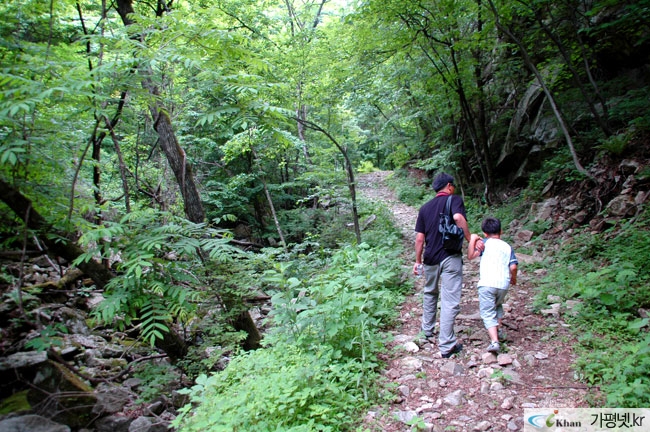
top-left (441, 343), bottom-right (463, 358)
top-left (487, 341), bottom-right (500, 354)
top-left (421, 327), bottom-right (436, 338)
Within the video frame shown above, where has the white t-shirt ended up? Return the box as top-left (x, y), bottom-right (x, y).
top-left (478, 238), bottom-right (518, 289)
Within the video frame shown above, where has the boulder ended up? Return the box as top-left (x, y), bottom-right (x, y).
top-left (0, 414), bottom-right (70, 432)
top-left (29, 361), bottom-right (96, 428)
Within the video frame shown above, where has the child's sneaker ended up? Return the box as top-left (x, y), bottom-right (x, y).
top-left (487, 341), bottom-right (500, 353)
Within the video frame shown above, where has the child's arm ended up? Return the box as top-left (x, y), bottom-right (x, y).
top-left (509, 263), bottom-right (518, 286)
top-left (468, 234), bottom-right (482, 260)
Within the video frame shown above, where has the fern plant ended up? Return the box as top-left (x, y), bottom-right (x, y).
top-left (74, 209), bottom-right (241, 346)
top-left (174, 235), bottom-right (405, 431)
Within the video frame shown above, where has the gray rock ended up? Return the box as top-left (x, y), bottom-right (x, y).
top-left (620, 159), bottom-right (640, 174)
top-left (402, 341), bottom-right (420, 353)
top-left (444, 389), bottom-right (466, 406)
top-left (145, 399), bottom-right (166, 416)
top-left (0, 351), bottom-right (48, 371)
top-left (70, 334), bottom-right (108, 349)
top-left (392, 334), bottom-right (412, 344)
top-left (606, 194), bottom-right (636, 217)
top-left (497, 354), bottom-right (513, 366)
top-left (123, 377), bottom-right (143, 390)
top-left (516, 230), bottom-right (534, 243)
top-left (394, 410), bottom-right (417, 424)
top-left (540, 303), bottom-right (560, 316)
top-left (416, 402), bottom-right (434, 413)
top-left (501, 397), bottom-right (514, 410)
top-left (171, 390), bottom-right (189, 408)
top-left (481, 352), bottom-right (497, 364)
top-left (400, 356), bottom-right (423, 372)
top-left (501, 368), bottom-right (523, 385)
top-left (477, 367), bottom-right (494, 379)
top-left (523, 354), bottom-right (535, 366)
top-left (94, 415), bottom-right (133, 432)
top-left (473, 420), bottom-right (491, 431)
top-left (440, 361), bottom-right (464, 376)
top-left (0, 415), bottom-right (70, 432)
top-left (128, 417), bottom-right (152, 432)
top-left (565, 300), bottom-right (581, 316)
top-left (92, 385), bottom-right (131, 415)
top-left (398, 373), bottom-right (418, 382)
top-left (490, 382), bottom-right (504, 391)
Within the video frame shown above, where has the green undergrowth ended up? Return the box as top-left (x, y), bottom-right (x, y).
top-left (173, 201), bottom-right (408, 431)
top-left (535, 209), bottom-right (650, 407)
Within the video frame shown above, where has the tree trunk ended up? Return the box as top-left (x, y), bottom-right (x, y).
top-left (1, 179), bottom-right (114, 288)
top-left (263, 179), bottom-right (287, 249)
top-left (114, 0), bottom-right (261, 351)
top-left (150, 108), bottom-right (205, 223)
top-left (251, 149), bottom-right (287, 249)
top-left (295, 118), bottom-right (362, 244)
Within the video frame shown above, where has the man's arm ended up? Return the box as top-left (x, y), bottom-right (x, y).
top-left (414, 232), bottom-right (425, 275)
top-left (453, 213), bottom-right (471, 241)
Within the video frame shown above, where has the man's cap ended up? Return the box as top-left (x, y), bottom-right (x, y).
top-left (432, 173), bottom-right (455, 191)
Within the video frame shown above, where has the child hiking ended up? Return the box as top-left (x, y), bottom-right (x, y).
top-left (468, 217), bottom-right (518, 354)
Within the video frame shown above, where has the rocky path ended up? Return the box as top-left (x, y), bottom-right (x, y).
top-left (357, 171), bottom-right (590, 432)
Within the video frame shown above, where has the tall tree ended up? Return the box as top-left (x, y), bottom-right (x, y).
top-left (114, 0), bottom-right (206, 223)
top-left (283, 0), bottom-right (329, 165)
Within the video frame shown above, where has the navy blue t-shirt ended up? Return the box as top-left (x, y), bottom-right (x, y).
top-left (415, 194), bottom-right (467, 265)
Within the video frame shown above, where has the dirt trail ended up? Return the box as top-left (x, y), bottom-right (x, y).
top-left (357, 171), bottom-right (590, 432)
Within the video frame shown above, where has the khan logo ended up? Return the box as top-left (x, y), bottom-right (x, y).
top-left (527, 410), bottom-right (557, 429)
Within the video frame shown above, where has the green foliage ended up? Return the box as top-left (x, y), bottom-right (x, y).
top-left (387, 171), bottom-right (429, 207)
top-left (356, 199), bottom-right (405, 250)
top-left (536, 210), bottom-right (650, 407)
top-left (0, 390), bottom-right (30, 415)
top-left (596, 131), bottom-right (629, 156)
top-left (405, 415), bottom-right (427, 431)
top-left (523, 219), bottom-right (552, 237)
top-left (74, 209), bottom-right (241, 346)
top-left (412, 149), bottom-right (457, 175)
top-left (24, 323), bottom-right (68, 352)
top-left (525, 151), bottom-right (587, 201)
top-left (4, 0), bottom-right (650, 419)
top-left (132, 362), bottom-right (180, 405)
top-left (265, 243), bottom-right (401, 357)
top-left (357, 160), bottom-right (378, 173)
top-left (174, 344), bottom-right (365, 431)
top-left (490, 369), bottom-right (514, 386)
top-left (175, 221), bottom-right (404, 431)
